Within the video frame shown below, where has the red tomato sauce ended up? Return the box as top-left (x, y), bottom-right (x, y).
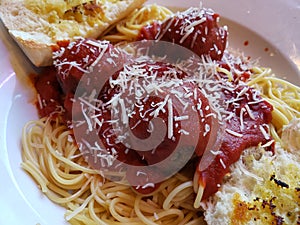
top-left (137, 8), bottom-right (228, 61)
top-left (32, 7), bottom-right (274, 200)
top-left (198, 84), bottom-right (274, 200)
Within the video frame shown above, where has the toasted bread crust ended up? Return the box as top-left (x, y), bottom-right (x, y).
top-left (9, 31), bottom-right (54, 66)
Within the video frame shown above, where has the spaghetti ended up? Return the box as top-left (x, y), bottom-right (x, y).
top-left (101, 4), bottom-right (173, 43)
top-left (22, 117), bottom-right (203, 224)
top-left (20, 3), bottom-right (300, 225)
top-left (248, 66), bottom-right (300, 136)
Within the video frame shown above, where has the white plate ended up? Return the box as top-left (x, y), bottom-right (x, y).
top-left (0, 0), bottom-right (299, 224)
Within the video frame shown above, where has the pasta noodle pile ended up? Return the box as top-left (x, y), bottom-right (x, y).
top-left (248, 67), bottom-right (300, 143)
top-left (22, 117), bottom-right (205, 225)
top-left (101, 4), bottom-right (173, 42)
top-left (20, 3), bottom-right (300, 225)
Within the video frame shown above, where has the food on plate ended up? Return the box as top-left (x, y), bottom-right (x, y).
top-left (0, 0), bottom-right (146, 66)
top-left (16, 2), bottom-right (300, 225)
top-left (203, 136), bottom-right (300, 225)
top-left (138, 7), bottom-right (228, 61)
top-left (102, 3), bottom-right (173, 43)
